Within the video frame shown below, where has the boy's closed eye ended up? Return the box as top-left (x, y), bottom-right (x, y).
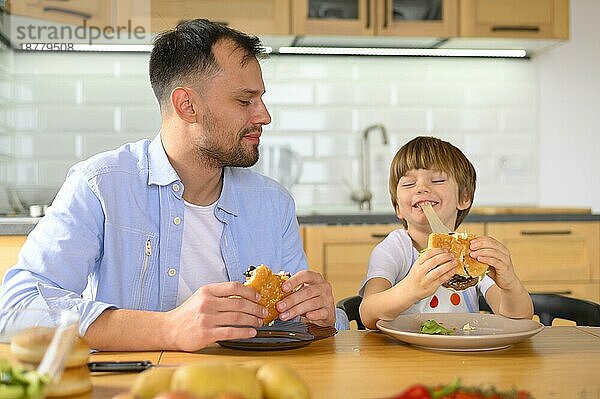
top-left (431, 171), bottom-right (448, 184)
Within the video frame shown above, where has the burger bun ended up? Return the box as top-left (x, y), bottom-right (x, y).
top-left (428, 232), bottom-right (489, 291)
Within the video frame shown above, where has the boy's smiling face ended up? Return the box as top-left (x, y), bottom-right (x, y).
top-left (396, 168), bottom-right (471, 234)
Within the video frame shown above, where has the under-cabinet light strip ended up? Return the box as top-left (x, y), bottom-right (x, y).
top-left (277, 46), bottom-right (527, 58)
top-left (17, 43), bottom-right (525, 57)
top-left (69, 44), bottom-right (274, 53)
top-left (71, 44), bottom-right (153, 52)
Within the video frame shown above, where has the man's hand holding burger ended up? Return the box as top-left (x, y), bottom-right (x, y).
top-left (276, 270), bottom-right (336, 327)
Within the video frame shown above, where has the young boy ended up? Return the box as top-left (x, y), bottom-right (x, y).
top-left (359, 136), bottom-right (533, 329)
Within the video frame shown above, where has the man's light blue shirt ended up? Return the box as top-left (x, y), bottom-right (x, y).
top-left (0, 136), bottom-right (348, 335)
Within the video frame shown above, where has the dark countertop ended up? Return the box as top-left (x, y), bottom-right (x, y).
top-left (0, 217), bottom-right (41, 235)
top-left (297, 212), bottom-right (600, 225)
top-left (1, 212), bottom-right (600, 235)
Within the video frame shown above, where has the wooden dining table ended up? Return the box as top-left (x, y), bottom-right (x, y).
top-left (3, 326), bottom-right (600, 398)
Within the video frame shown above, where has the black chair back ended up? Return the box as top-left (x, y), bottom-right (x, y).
top-left (336, 295), bottom-right (365, 330)
top-left (479, 293), bottom-right (600, 326)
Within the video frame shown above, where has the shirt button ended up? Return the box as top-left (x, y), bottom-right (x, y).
top-left (172, 183), bottom-right (180, 192)
top-left (173, 217), bottom-right (181, 225)
top-left (167, 268), bottom-right (177, 277)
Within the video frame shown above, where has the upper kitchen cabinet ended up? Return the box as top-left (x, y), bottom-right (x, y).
top-left (292, 0), bottom-right (457, 37)
top-left (292, 0), bottom-right (375, 36)
top-left (150, 0), bottom-right (292, 35)
top-left (6, 0), bottom-right (113, 28)
top-left (377, 0), bottom-right (458, 37)
top-left (459, 0), bottom-right (569, 39)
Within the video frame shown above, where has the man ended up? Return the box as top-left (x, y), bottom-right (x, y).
top-left (0, 19), bottom-right (343, 351)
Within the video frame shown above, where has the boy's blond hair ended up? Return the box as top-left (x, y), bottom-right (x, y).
top-left (389, 136), bottom-right (476, 230)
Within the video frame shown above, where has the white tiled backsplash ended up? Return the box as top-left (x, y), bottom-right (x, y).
top-left (0, 50), bottom-right (538, 212)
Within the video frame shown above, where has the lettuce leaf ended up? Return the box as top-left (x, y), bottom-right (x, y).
top-left (420, 319), bottom-right (454, 335)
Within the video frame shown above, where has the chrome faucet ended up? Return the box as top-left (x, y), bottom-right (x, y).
top-left (351, 124), bottom-right (389, 211)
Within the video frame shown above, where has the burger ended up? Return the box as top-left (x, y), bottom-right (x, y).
top-left (243, 264), bottom-right (292, 325)
top-left (428, 232), bottom-right (489, 291)
top-left (10, 326), bottom-right (93, 397)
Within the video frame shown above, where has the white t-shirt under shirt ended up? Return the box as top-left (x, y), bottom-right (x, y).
top-left (176, 200), bottom-right (228, 307)
top-left (358, 228), bottom-right (494, 314)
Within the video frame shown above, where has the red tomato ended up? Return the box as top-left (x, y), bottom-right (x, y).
top-left (390, 384), bottom-right (432, 399)
top-left (454, 392), bottom-right (484, 399)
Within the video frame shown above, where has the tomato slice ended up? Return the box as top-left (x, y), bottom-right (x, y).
top-left (454, 392), bottom-right (484, 399)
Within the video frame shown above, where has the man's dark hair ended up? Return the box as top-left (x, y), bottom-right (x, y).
top-left (149, 19), bottom-right (266, 108)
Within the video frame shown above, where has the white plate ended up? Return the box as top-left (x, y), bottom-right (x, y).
top-left (376, 313), bottom-right (544, 352)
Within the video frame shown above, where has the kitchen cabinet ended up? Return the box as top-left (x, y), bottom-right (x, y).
top-left (150, 0), bottom-right (291, 35)
top-left (0, 235), bottom-right (26, 282)
top-left (7, 0), bottom-right (113, 27)
top-left (459, 0), bottom-right (569, 39)
top-left (303, 222), bottom-right (485, 303)
top-left (292, 0), bottom-right (458, 37)
top-left (486, 222), bottom-right (600, 303)
top-left (303, 224), bottom-right (399, 303)
top-left (377, 0), bottom-right (458, 37)
top-left (292, 0), bottom-right (375, 36)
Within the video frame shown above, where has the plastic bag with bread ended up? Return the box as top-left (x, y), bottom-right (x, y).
top-left (9, 326), bottom-right (92, 397)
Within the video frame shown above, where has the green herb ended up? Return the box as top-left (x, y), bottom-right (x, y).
top-left (0, 359), bottom-right (47, 399)
top-left (430, 378), bottom-right (460, 398)
top-left (420, 320), bottom-right (454, 335)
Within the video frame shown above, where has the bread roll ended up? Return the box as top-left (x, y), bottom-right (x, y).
top-left (10, 326), bottom-right (92, 398)
top-left (44, 365), bottom-right (93, 397)
top-left (10, 326), bottom-right (90, 367)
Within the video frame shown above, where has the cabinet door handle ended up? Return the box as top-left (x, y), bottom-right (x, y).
top-left (383, 0), bottom-right (389, 28)
top-left (491, 25), bottom-right (540, 32)
top-left (530, 290), bottom-right (572, 296)
top-left (365, 0), bottom-right (371, 29)
top-left (43, 6), bottom-right (92, 20)
top-left (520, 230), bottom-right (572, 236)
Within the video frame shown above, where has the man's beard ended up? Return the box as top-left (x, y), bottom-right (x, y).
top-left (195, 111), bottom-right (260, 168)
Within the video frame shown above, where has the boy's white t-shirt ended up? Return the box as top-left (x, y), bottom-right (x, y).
top-left (176, 200), bottom-right (228, 307)
top-left (358, 228), bottom-right (494, 314)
